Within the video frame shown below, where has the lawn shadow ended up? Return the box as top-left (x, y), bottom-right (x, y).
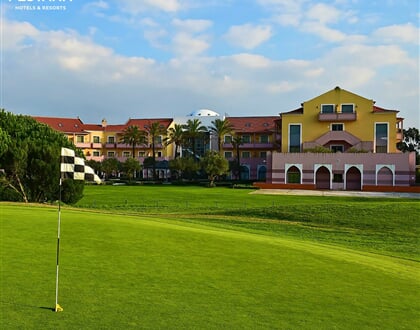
top-left (1, 300), bottom-right (55, 312)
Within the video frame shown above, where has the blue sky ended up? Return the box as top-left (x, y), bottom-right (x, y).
top-left (1, 0), bottom-right (419, 127)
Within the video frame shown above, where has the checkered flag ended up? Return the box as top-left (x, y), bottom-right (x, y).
top-left (60, 148), bottom-right (102, 184)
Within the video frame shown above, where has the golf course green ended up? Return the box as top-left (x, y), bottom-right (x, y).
top-left (1, 185), bottom-right (419, 329)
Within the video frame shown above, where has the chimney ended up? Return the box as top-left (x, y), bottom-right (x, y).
top-left (101, 118), bottom-right (107, 128)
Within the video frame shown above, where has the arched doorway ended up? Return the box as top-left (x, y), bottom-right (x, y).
top-left (240, 165), bottom-right (250, 180)
top-left (257, 165), bottom-right (267, 181)
top-left (286, 165), bottom-right (301, 184)
top-left (346, 166), bottom-right (362, 190)
top-left (315, 166), bottom-right (330, 189)
top-left (377, 166), bottom-right (393, 186)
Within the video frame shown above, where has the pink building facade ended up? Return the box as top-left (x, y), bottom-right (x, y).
top-left (266, 151), bottom-right (417, 191)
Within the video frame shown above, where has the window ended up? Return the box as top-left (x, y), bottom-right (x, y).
top-left (93, 136), bottom-right (100, 143)
top-left (76, 135), bottom-right (84, 143)
top-left (139, 151), bottom-right (145, 157)
top-left (289, 124), bottom-right (301, 152)
top-left (224, 135), bottom-right (232, 143)
top-left (260, 135), bottom-right (269, 143)
top-left (123, 151), bottom-right (130, 157)
top-left (333, 173), bottom-right (343, 183)
top-left (321, 104), bottom-right (334, 113)
top-left (156, 151), bottom-right (162, 157)
top-left (375, 123), bottom-right (388, 153)
top-left (260, 151), bottom-right (267, 158)
top-left (242, 151), bottom-right (250, 158)
top-left (331, 123), bottom-right (344, 131)
top-left (108, 136), bottom-right (115, 143)
top-left (93, 151), bottom-right (100, 157)
top-left (155, 136), bottom-right (162, 144)
top-left (224, 151), bottom-right (232, 159)
top-left (341, 104), bottom-right (354, 113)
top-left (331, 145), bottom-right (344, 153)
top-left (107, 151), bottom-right (115, 157)
top-left (242, 135), bottom-right (251, 143)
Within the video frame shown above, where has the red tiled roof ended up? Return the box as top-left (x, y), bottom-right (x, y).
top-left (34, 116), bottom-right (86, 133)
top-left (226, 116), bottom-right (279, 133)
top-left (373, 105), bottom-right (399, 113)
top-left (125, 118), bottom-right (173, 130)
top-left (280, 107), bottom-right (303, 116)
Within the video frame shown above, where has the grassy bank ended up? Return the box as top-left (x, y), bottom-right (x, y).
top-left (75, 185), bottom-right (420, 260)
top-left (1, 203), bottom-right (419, 329)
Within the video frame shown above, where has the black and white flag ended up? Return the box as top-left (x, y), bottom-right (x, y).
top-left (60, 148), bottom-right (102, 184)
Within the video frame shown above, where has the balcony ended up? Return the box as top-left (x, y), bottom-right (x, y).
top-left (75, 142), bottom-right (91, 148)
top-left (318, 112), bottom-right (357, 122)
top-left (223, 143), bottom-right (274, 149)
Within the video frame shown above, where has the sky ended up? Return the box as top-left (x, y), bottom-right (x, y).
top-left (1, 0), bottom-right (419, 128)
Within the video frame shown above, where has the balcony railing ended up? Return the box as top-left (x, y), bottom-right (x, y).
top-left (318, 112), bottom-right (357, 121)
top-left (223, 143), bottom-right (274, 149)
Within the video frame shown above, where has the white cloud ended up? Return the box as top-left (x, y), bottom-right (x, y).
top-left (2, 10), bottom-right (419, 128)
top-left (301, 21), bottom-right (346, 42)
top-left (229, 54), bottom-right (272, 69)
top-left (172, 19), bottom-right (213, 33)
top-left (305, 3), bottom-right (342, 25)
top-left (2, 19), bottom-right (39, 50)
top-left (172, 33), bottom-right (210, 57)
top-left (117, 0), bottom-right (181, 14)
top-left (224, 24), bottom-right (272, 49)
top-left (373, 23), bottom-right (419, 44)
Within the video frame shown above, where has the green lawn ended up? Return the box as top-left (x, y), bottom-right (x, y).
top-left (1, 186), bottom-right (419, 329)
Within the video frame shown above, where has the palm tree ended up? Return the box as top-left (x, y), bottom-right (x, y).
top-left (209, 118), bottom-right (234, 155)
top-left (182, 119), bottom-right (208, 160)
top-left (164, 123), bottom-right (184, 159)
top-left (145, 121), bottom-right (167, 180)
top-left (120, 125), bottom-right (147, 158)
top-left (231, 134), bottom-right (243, 180)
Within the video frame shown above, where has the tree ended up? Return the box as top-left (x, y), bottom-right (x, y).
top-left (145, 121), bottom-right (167, 180)
top-left (398, 127), bottom-right (420, 153)
top-left (231, 135), bottom-right (244, 180)
top-left (169, 157), bottom-right (200, 181)
top-left (182, 119), bottom-right (208, 160)
top-left (101, 157), bottom-right (120, 179)
top-left (201, 151), bottom-right (229, 187)
top-left (209, 118), bottom-right (234, 154)
top-left (120, 125), bottom-right (147, 158)
top-left (122, 158), bottom-right (140, 181)
top-left (164, 124), bottom-right (184, 159)
top-left (0, 110), bottom-right (83, 203)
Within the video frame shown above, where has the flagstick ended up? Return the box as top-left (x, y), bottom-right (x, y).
top-left (55, 178), bottom-right (63, 312)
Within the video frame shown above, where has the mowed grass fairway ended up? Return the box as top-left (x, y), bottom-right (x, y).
top-left (1, 186), bottom-right (419, 329)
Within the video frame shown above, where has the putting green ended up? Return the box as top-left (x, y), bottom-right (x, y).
top-left (1, 204), bottom-right (419, 329)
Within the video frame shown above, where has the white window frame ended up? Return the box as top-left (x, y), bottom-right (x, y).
top-left (341, 103), bottom-right (355, 113)
top-left (330, 145), bottom-right (344, 153)
top-left (288, 123), bottom-right (302, 153)
top-left (321, 104), bottom-right (335, 113)
top-left (224, 135), bottom-right (232, 143)
top-left (331, 123), bottom-right (344, 131)
top-left (241, 151), bottom-right (250, 158)
top-left (374, 122), bottom-right (389, 153)
top-left (224, 151), bottom-right (233, 159)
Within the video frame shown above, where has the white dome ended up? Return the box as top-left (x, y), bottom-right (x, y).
top-left (187, 109), bottom-right (220, 117)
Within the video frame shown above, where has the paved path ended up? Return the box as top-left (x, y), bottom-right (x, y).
top-left (251, 189), bottom-right (420, 199)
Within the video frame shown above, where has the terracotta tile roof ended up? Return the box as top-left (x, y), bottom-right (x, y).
top-left (226, 116), bottom-right (279, 133)
top-left (373, 105), bottom-right (399, 113)
top-left (34, 116), bottom-right (86, 134)
top-left (280, 107), bottom-right (303, 116)
top-left (125, 118), bottom-right (173, 130)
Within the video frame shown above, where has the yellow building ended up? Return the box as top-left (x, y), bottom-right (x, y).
top-left (280, 86), bottom-right (403, 153)
top-left (264, 87), bottom-right (416, 191)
